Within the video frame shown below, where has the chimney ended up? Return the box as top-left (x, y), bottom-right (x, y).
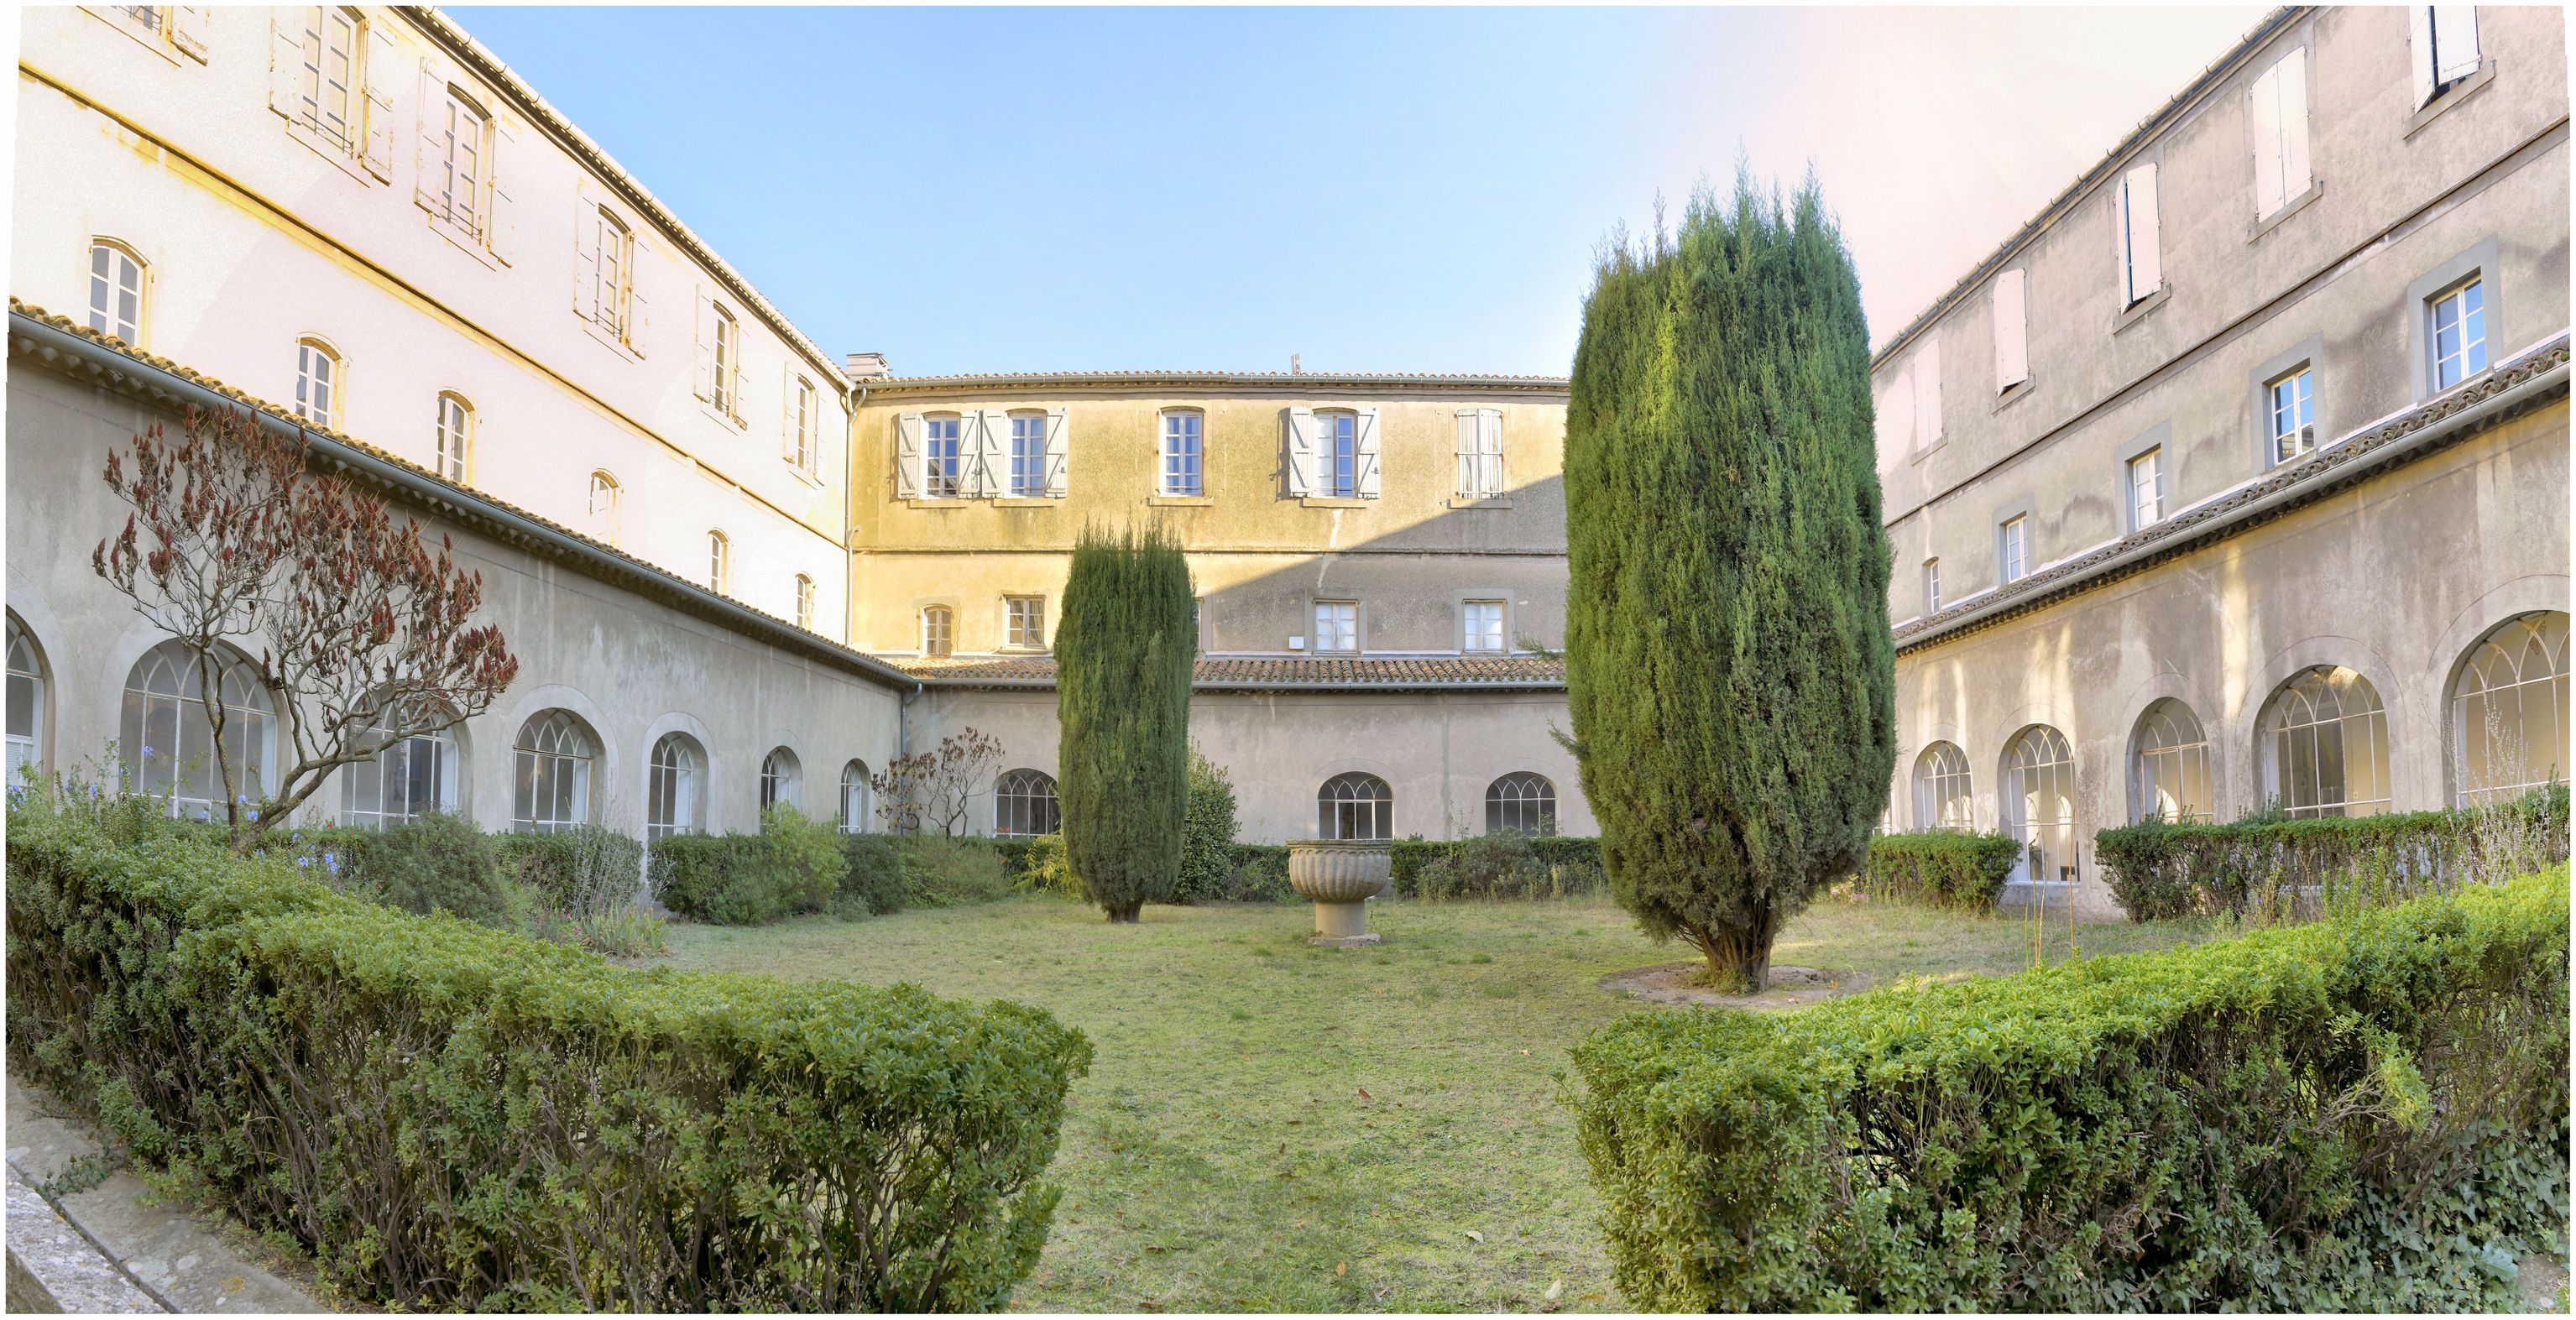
top-left (1290, 352), bottom-right (1302, 375)
top-left (844, 352), bottom-right (891, 380)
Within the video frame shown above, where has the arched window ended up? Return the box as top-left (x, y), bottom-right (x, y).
top-left (434, 393), bottom-right (472, 483)
top-left (512, 709), bottom-right (595, 833)
top-left (2452, 611), bottom-right (2571, 806)
top-left (2260, 666), bottom-right (2391, 818)
top-left (1912, 742), bottom-right (1972, 831)
top-left (647, 733), bottom-right (704, 839)
top-left (7, 614), bottom-right (48, 778)
top-left (1319, 771), bottom-right (1393, 841)
top-left (342, 702), bottom-right (459, 829)
top-left (2129, 698), bottom-right (2212, 822)
top-left (1485, 772), bottom-right (1556, 836)
top-left (119, 640), bottom-right (275, 819)
top-left (2002, 725), bottom-right (2077, 884)
top-left (707, 530), bottom-right (730, 593)
top-left (922, 606), bottom-right (954, 658)
top-left (294, 338), bottom-right (341, 427)
top-left (587, 472), bottom-right (620, 545)
top-left (840, 759), bottom-right (871, 833)
top-left (760, 747), bottom-right (802, 814)
top-left (794, 574), bottom-right (816, 629)
top-left (995, 769), bottom-right (1059, 837)
top-left (87, 240), bottom-right (146, 346)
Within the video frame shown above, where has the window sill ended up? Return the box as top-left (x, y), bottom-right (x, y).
top-left (91, 10), bottom-right (182, 64)
top-left (577, 313), bottom-right (643, 363)
top-left (991, 497), bottom-right (1062, 509)
top-left (1446, 495), bottom-right (1513, 509)
top-left (284, 118), bottom-right (373, 185)
top-left (2112, 284), bottom-right (2171, 335)
top-left (2249, 181), bottom-right (2325, 243)
top-left (694, 398), bottom-right (748, 432)
top-left (425, 210), bottom-right (501, 269)
top-left (1298, 496), bottom-right (1373, 509)
top-left (2406, 60), bottom-right (2496, 138)
top-left (1910, 439), bottom-right (1946, 467)
top-left (1147, 494), bottom-right (1215, 507)
top-left (1990, 380), bottom-right (2033, 415)
top-left (902, 498), bottom-right (969, 509)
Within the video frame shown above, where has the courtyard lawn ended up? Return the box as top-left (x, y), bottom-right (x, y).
top-left (657, 895), bottom-right (2223, 1313)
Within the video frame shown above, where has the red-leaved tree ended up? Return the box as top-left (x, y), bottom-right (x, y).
top-left (94, 405), bottom-right (519, 845)
top-left (871, 728), bottom-right (1003, 837)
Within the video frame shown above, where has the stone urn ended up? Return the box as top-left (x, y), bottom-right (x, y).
top-left (1288, 839), bottom-right (1393, 945)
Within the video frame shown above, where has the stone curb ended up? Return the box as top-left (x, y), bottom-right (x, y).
top-left (6, 1164), bottom-right (161, 1312)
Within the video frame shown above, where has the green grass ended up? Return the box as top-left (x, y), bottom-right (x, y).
top-left (657, 894), bottom-right (2223, 1312)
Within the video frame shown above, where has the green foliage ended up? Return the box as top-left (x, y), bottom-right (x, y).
top-left (838, 832), bottom-right (907, 915)
top-left (1219, 845), bottom-right (1297, 903)
top-left (1416, 832), bottom-right (1605, 901)
top-left (899, 834), bottom-right (1017, 909)
top-left (1859, 830), bottom-right (2021, 910)
top-left (3, 797), bottom-right (1093, 1311)
top-left (1055, 524), bottom-right (1195, 921)
top-left (1016, 834), bottom-right (1079, 899)
top-left (1565, 872), bottom-right (2572, 1312)
top-left (1175, 747), bottom-right (1241, 904)
top-left (649, 806), bottom-right (846, 926)
top-left (273, 814), bottom-right (525, 928)
top-left (2098, 785), bottom-right (2570, 921)
top-left (1563, 174), bottom-right (1895, 992)
top-left (1389, 836), bottom-right (1604, 897)
top-left (494, 822), bottom-right (647, 914)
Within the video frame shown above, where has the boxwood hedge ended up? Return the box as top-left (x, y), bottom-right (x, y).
top-left (1567, 871), bottom-right (2570, 1312)
top-left (1858, 830), bottom-right (2020, 910)
top-left (5, 801), bottom-right (1092, 1312)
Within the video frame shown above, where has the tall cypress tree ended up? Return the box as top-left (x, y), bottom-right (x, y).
top-left (1056, 523), bottom-right (1197, 923)
top-left (1563, 173), bottom-right (1895, 993)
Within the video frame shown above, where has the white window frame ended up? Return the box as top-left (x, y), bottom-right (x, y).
top-left (787, 376), bottom-right (818, 476)
top-left (426, 85), bottom-right (491, 243)
top-left (706, 530), bottom-right (729, 594)
top-left (1923, 558), bottom-right (1941, 613)
top-left (2269, 366), bottom-right (2317, 464)
top-left (1161, 410), bottom-right (1204, 497)
top-left (1319, 410), bottom-right (1360, 498)
top-left (1005, 595), bottom-right (1046, 650)
top-left (295, 5), bottom-right (362, 154)
top-left (1456, 408), bottom-right (1507, 499)
top-left (1006, 413), bottom-right (1047, 498)
top-left (86, 240), bottom-right (148, 347)
top-left (1312, 600), bottom-right (1360, 655)
top-left (1999, 515), bottom-right (2029, 585)
top-left (922, 605), bottom-right (954, 658)
top-left (1463, 599), bottom-right (1507, 655)
top-left (2429, 278), bottom-right (2490, 390)
top-left (591, 207), bottom-right (632, 341)
top-left (434, 392), bottom-right (471, 483)
top-left (2127, 447), bottom-right (2166, 530)
top-left (294, 337), bottom-right (341, 428)
top-left (586, 471), bottom-right (620, 545)
top-left (710, 305), bottom-right (739, 417)
top-left (922, 415), bottom-right (964, 498)
top-left (793, 574), bottom-right (815, 629)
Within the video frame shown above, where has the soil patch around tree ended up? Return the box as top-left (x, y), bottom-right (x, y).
top-left (1600, 962), bottom-right (1866, 1010)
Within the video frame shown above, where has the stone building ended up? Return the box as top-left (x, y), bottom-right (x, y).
top-left (1870, 4), bottom-right (2569, 912)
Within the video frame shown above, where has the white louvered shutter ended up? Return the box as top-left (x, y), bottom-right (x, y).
top-left (2119, 164), bottom-right (2161, 303)
top-left (691, 286), bottom-right (714, 401)
top-left (1043, 406), bottom-right (1069, 497)
top-left (171, 6), bottom-right (210, 61)
top-left (269, 11), bottom-right (304, 118)
top-left (894, 413), bottom-right (923, 500)
top-left (2410, 6), bottom-right (2438, 107)
top-left (1284, 407), bottom-right (1316, 497)
top-left (974, 409), bottom-right (1009, 498)
top-left (1485, 409), bottom-right (1507, 497)
top-left (572, 185), bottom-right (598, 316)
top-left (780, 361), bottom-right (799, 461)
top-left (1992, 270), bottom-right (2028, 389)
top-left (1355, 407), bottom-right (1382, 498)
top-left (413, 60), bottom-right (444, 212)
top-left (628, 242), bottom-right (651, 352)
top-left (1913, 342), bottom-right (1941, 450)
top-left (2277, 50), bottom-right (2311, 199)
top-left (2249, 59), bottom-right (2286, 218)
top-left (2432, 7), bottom-right (2480, 83)
top-left (488, 117), bottom-right (519, 264)
top-left (360, 23), bottom-right (397, 180)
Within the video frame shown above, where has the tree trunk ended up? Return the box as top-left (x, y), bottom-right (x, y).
top-left (1105, 904), bottom-right (1142, 924)
top-left (1693, 905), bottom-right (1779, 994)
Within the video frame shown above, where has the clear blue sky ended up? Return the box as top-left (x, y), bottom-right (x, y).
top-left (451, 6), bottom-right (2266, 378)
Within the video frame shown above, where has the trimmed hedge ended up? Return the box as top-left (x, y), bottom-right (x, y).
top-left (494, 824), bottom-right (646, 913)
top-left (649, 807), bottom-right (845, 925)
top-left (1567, 871), bottom-right (2572, 1311)
top-left (2098, 786), bottom-right (2570, 921)
top-left (4, 799), bottom-right (1092, 1311)
top-left (1858, 830), bottom-right (2020, 910)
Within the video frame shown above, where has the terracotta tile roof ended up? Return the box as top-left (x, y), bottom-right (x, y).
top-left (1894, 331), bottom-right (2572, 652)
top-left (900, 654), bottom-right (1568, 691)
top-left (8, 300), bottom-right (917, 688)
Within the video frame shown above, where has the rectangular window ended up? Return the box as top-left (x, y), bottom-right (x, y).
top-left (2128, 447), bottom-right (2166, 528)
top-left (2413, 6), bottom-right (2482, 107)
top-left (922, 608), bottom-right (953, 658)
top-left (295, 342), bottom-right (337, 425)
top-left (431, 91), bottom-right (486, 236)
top-left (1008, 415), bottom-right (1046, 498)
top-left (2249, 48), bottom-right (2312, 219)
top-left (1999, 516), bottom-right (2028, 585)
top-left (1912, 342), bottom-right (1942, 450)
top-left (88, 243), bottom-right (145, 346)
top-left (923, 416), bottom-right (962, 497)
top-left (1313, 601), bottom-right (1358, 654)
top-left (2118, 164), bottom-right (2162, 306)
top-left (435, 394), bottom-right (470, 483)
top-left (2430, 279), bottom-right (2489, 389)
top-left (1463, 601), bottom-right (1506, 654)
top-left (592, 210), bottom-right (630, 337)
top-left (1006, 596), bottom-right (1046, 650)
top-left (1322, 412), bottom-right (1358, 498)
top-left (710, 308), bottom-right (739, 415)
top-left (791, 378), bottom-right (817, 473)
top-left (297, 7), bottom-right (358, 151)
top-left (1992, 270), bottom-right (2028, 390)
top-left (1162, 412), bottom-right (1204, 496)
top-left (1456, 409), bottom-right (1505, 498)
top-left (2269, 367), bottom-right (2316, 463)
top-left (1923, 558), bottom-right (1941, 613)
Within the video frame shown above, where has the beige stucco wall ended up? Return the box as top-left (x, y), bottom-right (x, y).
top-left (905, 683), bottom-right (1596, 844)
top-left (7, 357), bottom-right (903, 838)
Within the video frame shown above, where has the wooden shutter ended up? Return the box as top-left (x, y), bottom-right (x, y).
top-left (1284, 407), bottom-right (1315, 497)
top-left (1043, 406), bottom-right (1069, 497)
top-left (1355, 407), bottom-right (1382, 499)
top-left (1993, 269), bottom-right (2027, 389)
top-left (780, 361), bottom-right (800, 461)
top-left (974, 409), bottom-right (1009, 498)
top-left (2410, 5), bottom-right (2438, 107)
top-left (2249, 59), bottom-right (2286, 218)
top-left (2119, 164), bottom-right (2161, 302)
top-left (1455, 410), bottom-right (1476, 498)
top-left (359, 23), bottom-right (397, 180)
top-left (269, 9), bottom-right (305, 119)
top-left (2432, 6), bottom-right (2479, 83)
top-left (1912, 342), bottom-right (1941, 449)
top-left (488, 117), bottom-right (519, 264)
top-left (572, 185), bottom-right (598, 316)
top-left (691, 285), bottom-right (713, 401)
top-left (894, 413), bottom-right (923, 499)
top-left (1876, 363), bottom-right (1913, 465)
top-left (2277, 50), bottom-right (2310, 198)
top-left (413, 59), bottom-right (444, 212)
top-left (627, 238), bottom-right (651, 353)
top-left (171, 5), bottom-right (210, 61)
top-left (1487, 410), bottom-right (1507, 495)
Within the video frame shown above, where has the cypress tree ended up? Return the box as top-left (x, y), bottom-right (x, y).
top-left (1056, 523), bottom-right (1197, 922)
top-left (1563, 173), bottom-right (1895, 993)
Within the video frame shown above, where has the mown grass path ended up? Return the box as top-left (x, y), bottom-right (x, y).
top-left (660, 895), bottom-right (2219, 1312)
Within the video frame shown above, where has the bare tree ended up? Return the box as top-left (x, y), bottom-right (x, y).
top-left (95, 405), bottom-right (518, 845)
top-left (871, 728), bottom-right (1003, 837)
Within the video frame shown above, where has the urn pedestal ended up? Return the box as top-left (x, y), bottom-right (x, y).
top-left (1287, 840), bottom-right (1393, 946)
